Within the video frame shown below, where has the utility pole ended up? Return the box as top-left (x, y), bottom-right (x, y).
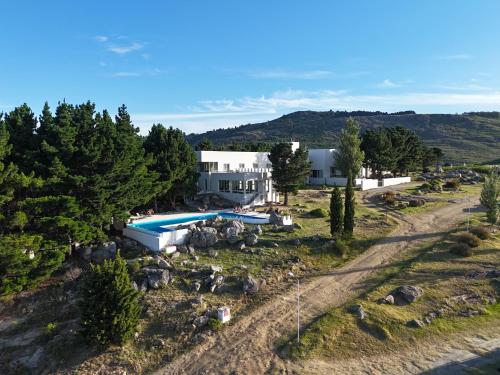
top-left (297, 278), bottom-right (300, 344)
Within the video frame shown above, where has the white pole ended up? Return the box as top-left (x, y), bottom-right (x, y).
top-left (297, 279), bottom-right (300, 344)
top-left (466, 198), bottom-right (471, 232)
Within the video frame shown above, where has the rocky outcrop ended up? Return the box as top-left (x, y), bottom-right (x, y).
top-left (244, 233), bottom-right (259, 246)
top-left (142, 267), bottom-right (171, 289)
top-left (190, 228), bottom-right (218, 248)
top-left (391, 285), bottom-right (424, 304)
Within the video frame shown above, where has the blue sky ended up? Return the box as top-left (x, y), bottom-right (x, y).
top-left (1, 1), bottom-right (500, 134)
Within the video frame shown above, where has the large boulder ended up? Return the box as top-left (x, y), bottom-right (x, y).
top-left (252, 225), bottom-right (263, 235)
top-left (222, 220), bottom-right (245, 236)
top-left (142, 268), bottom-right (171, 289)
top-left (392, 285), bottom-right (424, 304)
top-left (91, 245), bottom-right (116, 264)
top-left (245, 233), bottom-right (259, 246)
top-left (242, 275), bottom-right (261, 295)
top-left (190, 230), bottom-right (218, 248)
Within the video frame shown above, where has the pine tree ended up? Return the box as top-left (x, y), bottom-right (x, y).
top-left (78, 253), bottom-right (140, 346)
top-left (335, 117), bottom-right (364, 178)
top-left (268, 143), bottom-right (311, 205)
top-left (344, 172), bottom-right (355, 236)
top-left (195, 137), bottom-right (214, 151)
top-left (480, 171), bottom-right (499, 224)
top-left (330, 186), bottom-right (343, 237)
top-left (144, 124), bottom-right (198, 210)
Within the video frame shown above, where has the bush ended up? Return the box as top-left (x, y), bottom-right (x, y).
top-left (331, 239), bottom-right (349, 257)
top-left (208, 317), bottom-right (222, 330)
top-left (409, 199), bottom-right (425, 207)
top-left (443, 179), bottom-right (460, 189)
top-left (456, 232), bottom-right (481, 248)
top-left (470, 226), bottom-right (491, 240)
top-left (128, 260), bottom-right (141, 274)
top-left (78, 253), bottom-right (141, 346)
top-left (382, 191), bottom-right (396, 205)
top-left (450, 243), bottom-right (473, 257)
top-left (309, 208), bottom-right (328, 218)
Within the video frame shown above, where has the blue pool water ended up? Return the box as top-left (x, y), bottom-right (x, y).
top-left (129, 211), bottom-right (268, 234)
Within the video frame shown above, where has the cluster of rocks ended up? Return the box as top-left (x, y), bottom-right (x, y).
top-left (131, 255), bottom-right (174, 292)
top-left (348, 304), bottom-right (366, 320)
top-left (378, 285), bottom-right (424, 305)
top-left (418, 169), bottom-right (483, 186)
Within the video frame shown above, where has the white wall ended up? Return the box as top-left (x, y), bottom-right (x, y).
top-left (123, 226), bottom-right (190, 252)
top-left (360, 179), bottom-right (379, 190)
top-left (197, 150), bottom-right (270, 171)
top-left (382, 177), bottom-right (411, 187)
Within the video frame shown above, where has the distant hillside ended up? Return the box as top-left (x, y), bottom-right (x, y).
top-left (186, 111), bottom-right (500, 163)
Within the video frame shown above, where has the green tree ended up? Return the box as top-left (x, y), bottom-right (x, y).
top-left (431, 147), bottom-right (444, 170)
top-left (330, 186), bottom-right (343, 237)
top-left (144, 124), bottom-right (198, 210)
top-left (343, 172), bottom-right (355, 236)
top-left (361, 127), bottom-right (396, 178)
top-left (388, 126), bottom-right (424, 175)
top-left (268, 142), bottom-right (311, 205)
top-left (335, 117), bottom-right (364, 178)
top-left (78, 254), bottom-right (140, 346)
top-left (195, 137), bottom-right (214, 151)
top-left (480, 171), bottom-right (499, 224)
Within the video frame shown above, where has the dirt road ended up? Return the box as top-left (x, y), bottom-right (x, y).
top-left (155, 194), bottom-right (479, 375)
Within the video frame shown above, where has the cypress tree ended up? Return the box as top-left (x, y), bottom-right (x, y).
top-left (330, 185), bottom-right (343, 237)
top-left (78, 253), bottom-right (140, 346)
top-left (344, 172), bottom-right (355, 236)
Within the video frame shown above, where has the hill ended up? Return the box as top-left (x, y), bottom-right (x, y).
top-left (186, 111), bottom-right (500, 163)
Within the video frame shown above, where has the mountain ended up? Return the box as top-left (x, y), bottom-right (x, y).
top-left (186, 111), bottom-right (500, 163)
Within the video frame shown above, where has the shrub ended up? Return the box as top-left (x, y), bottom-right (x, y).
top-left (443, 179), bottom-right (460, 189)
top-left (309, 208), bottom-right (328, 218)
top-left (208, 317), bottom-right (222, 330)
top-left (78, 253), bottom-right (141, 346)
top-left (383, 191), bottom-right (396, 205)
top-left (331, 239), bottom-right (349, 257)
top-left (409, 199), bottom-right (425, 207)
top-left (450, 243), bottom-right (473, 257)
top-left (128, 260), bottom-right (141, 274)
top-left (470, 226), bottom-right (491, 240)
top-left (420, 182), bottom-right (431, 190)
top-left (456, 232), bottom-right (481, 248)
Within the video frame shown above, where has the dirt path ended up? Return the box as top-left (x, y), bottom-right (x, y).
top-left (155, 194), bottom-right (479, 375)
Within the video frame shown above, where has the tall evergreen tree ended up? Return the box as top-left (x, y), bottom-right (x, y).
top-left (480, 171), bottom-right (499, 224)
top-left (330, 185), bottom-right (343, 237)
top-left (78, 253), bottom-right (140, 346)
top-left (361, 127), bottom-right (396, 178)
top-left (144, 124), bottom-right (198, 210)
top-left (195, 137), bottom-right (214, 151)
top-left (343, 172), bottom-right (355, 236)
top-left (268, 143), bottom-right (311, 205)
top-left (335, 117), bottom-right (364, 178)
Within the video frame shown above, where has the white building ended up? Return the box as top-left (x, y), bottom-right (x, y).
top-left (195, 142), bottom-right (408, 205)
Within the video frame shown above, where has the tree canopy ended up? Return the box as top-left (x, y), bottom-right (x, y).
top-left (335, 117), bottom-right (364, 177)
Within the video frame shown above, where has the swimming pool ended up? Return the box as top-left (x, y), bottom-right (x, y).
top-left (128, 211), bottom-right (269, 234)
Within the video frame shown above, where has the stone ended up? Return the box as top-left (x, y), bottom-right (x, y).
top-left (209, 265), bottom-right (223, 273)
top-left (157, 258), bottom-right (172, 270)
top-left (235, 241), bottom-right (246, 251)
top-left (91, 246), bottom-right (116, 264)
top-left (242, 275), bottom-right (260, 295)
top-left (253, 225), bottom-right (263, 235)
top-left (226, 233), bottom-right (240, 245)
top-left (210, 275), bottom-right (224, 293)
top-left (348, 304), bottom-right (366, 320)
top-left (392, 285), bottom-right (424, 304)
top-left (208, 249), bottom-right (219, 258)
top-left (245, 233), bottom-right (259, 246)
top-left (190, 230), bottom-right (218, 248)
top-left (143, 268), bottom-right (170, 289)
top-left (171, 251), bottom-right (180, 259)
top-left (290, 238), bottom-right (301, 246)
top-left (384, 295), bottom-right (395, 305)
top-left (80, 246), bottom-right (92, 261)
top-left (294, 223), bottom-right (303, 230)
top-left (193, 314), bottom-right (209, 328)
top-left (223, 219), bottom-right (245, 236)
top-left (177, 244), bottom-right (188, 253)
top-left (268, 242), bottom-right (279, 248)
top-left (406, 319), bottom-right (425, 328)
top-left (192, 281), bottom-right (201, 292)
top-left (138, 278), bottom-right (148, 292)
top-left (187, 245), bottom-right (196, 255)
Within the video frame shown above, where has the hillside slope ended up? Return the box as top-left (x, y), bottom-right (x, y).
top-left (186, 111), bottom-right (500, 163)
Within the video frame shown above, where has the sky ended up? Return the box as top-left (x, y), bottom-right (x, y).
top-left (1, 0), bottom-right (500, 134)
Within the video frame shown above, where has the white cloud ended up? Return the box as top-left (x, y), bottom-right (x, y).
top-left (131, 88), bottom-right (500, 134)
top-left (108, 42), bottom-right (143, 55)
top-left (378, 79), bottom-right (399, 88)
top-left (112, 71), bottom-right (141, 77)
top-left (95, 35), bottom-right (108, 42)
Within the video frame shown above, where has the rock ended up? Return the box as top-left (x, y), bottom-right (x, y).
top-left (384, 295), bottom-right (395, 305)
top-left (268, 242), bottom-right (279, 248)
top-left (190, 230), bottom-right (218, 248)
top-left (80, 246), bottom-right (92, 261)
top-left (226, 233), bottom-right (240, 245)
top-left (210, 275), bottom-right (224, 293)
top-left (348, 304), bottom-right (366, 320)
top-left (245, 233), bottom-right (259, 246)
top-left (235, 241), bottom-right (246, 251)
top-left (242, 275), bottom-right (260, 294)
top-left (171, 251), bottom-right (180, 259)
top-left (406, 319), bottom-right (425, 328)
top-left (202, 226), bottom-right (218, 235)
top-left (269, 211), bottom-right (283, 225)
top-left (290, 238), bottom-right (301, 246)
top-left (177, 244), bottom-right (188, 253)
top-left (157, 258), bottom-right (172, 270)
top-left (208, 249), bottom-right (219, 258)
top-left (392, 285), bottom-right (424, 304)
top-left (91, 246), bottom-right (116, 264)
top-left (193, 314), bottom-right (209, 328)
top-left (187, 245), bottom-right (196, 255)
top-left (209, 265), bottom-right (223, 273)
top-left (151, 338), bottom-right (165, 349)
top-left (252, 225), bottom-right (263, 235)
top-left (294, 223), bottom-right (303, 230)
top-left (424, 312), bottom-right (437, 324)
top-left (192, 281), bottom-right (201, 292)
top-left (143, 268), bottom-right (170, 289)
top-left (97, 241), bottom-right (117, 253)
top-left (138, 278), bottom-right (148, 292)
top-left (409, 199), bottom-right (425, 207)
top-left (222, 220), bottom-right (245, 236)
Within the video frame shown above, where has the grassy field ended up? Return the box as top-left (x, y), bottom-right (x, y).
top-left (285, 213), bottom-right (499, 362)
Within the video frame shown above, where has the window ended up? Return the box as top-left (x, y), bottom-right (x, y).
top-left (253, 163), bottom-right (259, 169)
top-left (246, 180), bottom-right (255, 192)
top-left (223, 163), bottom-right (230, 172)
top-left (231, 180), bottom-right (244, 193)
top-left (239, 163), bottom-right (245, 169)
top-left (265, 179), bottom-right (270, 192)
top-left (330, 167), bottom-right (341, 177)
top-left (311, 170), bottom-right (323, 178)
top-left (218, 180), bottom-right (230, 192)
top-left (204, 179), bottom-right (208, 190)
top-left (198, 162), bottom-right (218, 172)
